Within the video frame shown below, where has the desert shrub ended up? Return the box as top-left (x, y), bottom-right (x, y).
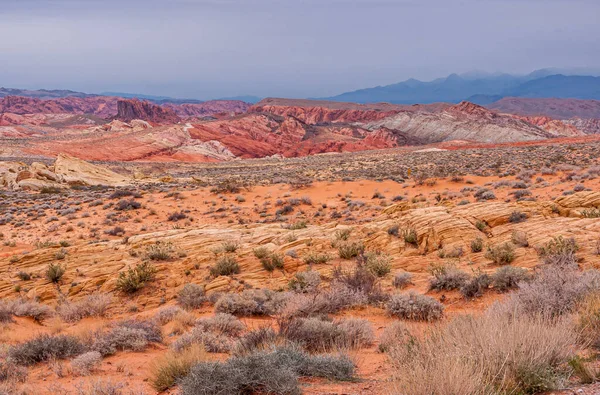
top-left (387, 224), bottom-right (400, 237)
top-left (279, 285), bottom-right (367, 320)
top-left (210, 178), bottom-right (244, 194)
top-left (386, 292), bottom-right (444, 321)
top-left (253, 247), bottom-right (270, 260)
top-left (280, 317), bottom-right (373, 352)
top-left (392, 271), bottom-right (413, 289)
top-left (437, 245), bottom-right (464, 259)
top-left (0, 360), bottom-right (27, 383)
top-left (503, 267), bottom-right (600, 318)
top-left (577, 293), bottom-right (600, 350)
top-left (288, 271), bottom-right (321, 293)
top-left (470, 237), bottom-right (483, 252)
top-left (511, 230), bottom-right (529, 247)
top-left (73, 379), bottom-right (125, 394)
top-left (144, 241), bottom-right (175, 261)
top-left (0, 304), bottom-right (12, 324)
top-left (46, 262), bottom-right (66, 283)
top-left (115, 262), bottom-right (156, 293)
top-left (337, 241), bottom-right (364, 259)
top-left (581, 208), bottom-right (600, 218)
top-left (196, 313), bottom-right (245, 336)
top-left (109, 189), bottom-right (141, 199)
top-left (92, 319), bottom-right (161, 356)
top-left (210, 255), bottom-right (240, 277)
top-left (172, 329), bottom-right (232, 353)
top-left (0, 299), bottom-right (52, 322)
top-left (179, 346), bottom-right (354, 395)
top-left (71, 351), bottom-right (102, 376)
top-left (214, 289), bottom-right (290, 316)
top-left (390, 309), bottom-right (579, 395)
top-left (485, 242), bottom-right (516, 265)
top-left (428, 263), bottom-right (470, 291)
top-left (8, 334), bottom-right (85, 366)
top-left (104, 226), bottom-right (125, 236)
top-left (491, 266), bottom-right (530, 292)
top-left (150, 345), bottom-right (206, 392)
top-left (16, 271), bottom-right (30, 281)
top-left (402, 228), bottom-right (418, 246)
top-left (220, 241), bottom-right (239, 253)
top-left (233, 327), bottom-right (278, 355)
top-left (460, 272), bottom-right (491, 299)
top-left (260, 252), bottom-right (284, 272)
top-left (509, 210), bottom-right (527, 223)
top-left (474, 188), bottom-right (496, 201)
top-left (331, 255), bottom-right (386, 304)
top-left (365, 252), bottom-right (392, 277)
top-left (167, 211), bottom-right (187, 222)
top-left (303, 252), bottom-right (331, 265)
top-left (537, 236), bottom-right (578, 267)
top-left (56, 294), bottom-right (112, 322)
top-left (115, 199), bottom-right (141, 211)
top-left (154, 306), bottom-right (184, 325)
top-left (475, 220), bottom-right (487, 231)
top-left (378, 321), bottom-right (412, 353)
top-left (177, 283), bottom-right (205, 310)
top-left (334, 228), bottom-right (352, 241)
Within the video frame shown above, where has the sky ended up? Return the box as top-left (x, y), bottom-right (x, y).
top-left (1, 0), bottom-right (599, 100)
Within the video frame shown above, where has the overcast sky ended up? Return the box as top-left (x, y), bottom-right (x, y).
top-left (1, 0), bottom-right (599, 99)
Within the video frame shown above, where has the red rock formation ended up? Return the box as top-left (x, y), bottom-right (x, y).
top-left (163, 100), bottom-right (251, 118)
top-left (0, 96), bottom-right (119, 118)
top-left (250, 98), bottom-right (449, 125)
top-left (115, 99), bottom-right (180, 123)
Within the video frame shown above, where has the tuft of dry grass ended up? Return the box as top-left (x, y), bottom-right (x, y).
top-left (149, 344), bottom-right (208, 392)
top-left (389, 310), bottom-right (579, 395)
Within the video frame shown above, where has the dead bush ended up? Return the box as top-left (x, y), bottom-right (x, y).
top-left (288, 270), bottom-right (321, 293)
top-left (214, 289), bottom-right (290, 316)
top-left (71, 351), bottom-right (102, 376)
top-left (537, 236), bottom-right (579, 267)
top-left (392, 271), bottom-right (413, 289)
top-left (386, 292), bottom-right (444, 321)
top-left (56, 294), bottom-right (111, 323)
top-left (428, 263), bottom-right (470, 291)
top-left (177, 283), bottom-right (206, 310)
top-left (92, 319), bottom-right (161, 356)
top-left (8, 334), bottom-right (85, 366)
top-left (179, 346), bottom-right (354, 395)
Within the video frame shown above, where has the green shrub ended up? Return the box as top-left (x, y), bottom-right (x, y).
top-left (210, 255), bottom-right (240, 277)
top-left (46, 262), bottom-right (66, 283)
top-left (365, 252), bottom-right (392, 277)
top-left (337, 241), bottom-right (365, 259)
top-left (116, 262), bottom-right (157, 293)
top-left (470, 237), bottom-right (483, 253)
top-left (485, 242), bottom-right (516, 265)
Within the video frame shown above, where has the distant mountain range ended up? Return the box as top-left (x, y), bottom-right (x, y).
top-left (322, 69), bottom-right (600, 104)
top-left (3, 68), bottom-right (600, 106)
top-left (0, 87), bottom-right (262, 105)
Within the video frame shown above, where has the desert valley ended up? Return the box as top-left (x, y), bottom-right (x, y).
top-left (0, 85), bottom-right (599, 394)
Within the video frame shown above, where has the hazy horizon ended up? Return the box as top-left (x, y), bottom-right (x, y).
top-left (2, 0), bottom-right (599, 100)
